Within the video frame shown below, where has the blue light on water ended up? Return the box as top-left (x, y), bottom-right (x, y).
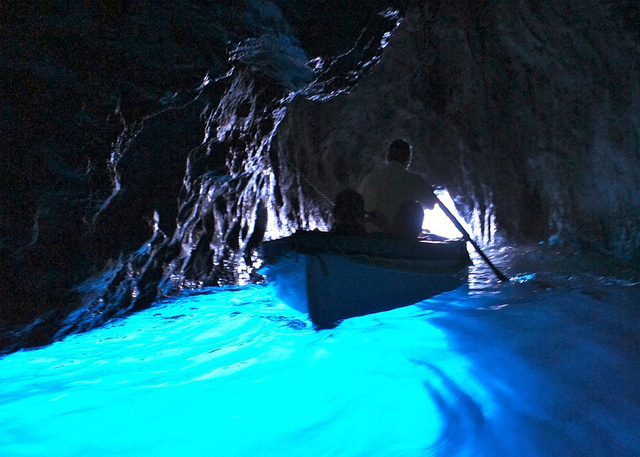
top-left (1, 266), bottom-right (640, 456)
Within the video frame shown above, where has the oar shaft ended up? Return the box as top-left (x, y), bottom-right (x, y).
top-left (435, 198), bottom-right (509, 282)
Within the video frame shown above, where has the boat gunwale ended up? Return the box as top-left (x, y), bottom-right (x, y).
top-left (260, 231), bottom-right (471, 266)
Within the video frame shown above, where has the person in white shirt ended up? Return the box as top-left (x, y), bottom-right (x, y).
top-left (358, 139), bottom-right (437, 236)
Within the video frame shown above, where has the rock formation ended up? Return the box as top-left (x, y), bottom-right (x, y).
top-left (1, 0), bottom-right (639, 352)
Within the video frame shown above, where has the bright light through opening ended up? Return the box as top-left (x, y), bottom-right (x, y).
top-left (423, 189), bottom-right (471, 239)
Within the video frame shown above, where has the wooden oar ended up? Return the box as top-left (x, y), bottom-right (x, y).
top-left (435, 197), bottom-right (509, 282)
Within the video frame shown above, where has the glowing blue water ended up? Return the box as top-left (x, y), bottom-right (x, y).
top-left (1, 247), bottom-right (639, 456)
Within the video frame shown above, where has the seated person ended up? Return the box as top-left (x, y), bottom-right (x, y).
top-left (391, 200), bottom-right (424, 240)
top-left (358, 138), bottom-right (437, 235)
top-left (330, 189), bottom-right (367, 236)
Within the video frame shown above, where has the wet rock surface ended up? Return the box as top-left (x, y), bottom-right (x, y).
top-left (1, 0), bottom-right (639, 352)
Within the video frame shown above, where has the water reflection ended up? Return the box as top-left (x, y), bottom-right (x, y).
top-left (0, 248), bottom-right (639, 456)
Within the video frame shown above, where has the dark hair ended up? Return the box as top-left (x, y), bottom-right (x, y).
top-left (385, 139), bottom-right (411, 164)
top-left (333, 189), bottom-right (365, 219)
top-left (332, 189), bottom-right (366, 236)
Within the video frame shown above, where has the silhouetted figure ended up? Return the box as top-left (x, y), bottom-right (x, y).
top-left (392, 200), bottom-right (424, 239)
top-left (331, 189), bottom-right (367, 236)
top-left (358, 139), bottom-right (437, 236)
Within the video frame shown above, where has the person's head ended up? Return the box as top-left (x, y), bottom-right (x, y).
top-left (392, 200), bottom-right (424, 239)
top-left (385, 139), bottom-right (411, 167)
top-left (332, 189), bottom-right (366, 234)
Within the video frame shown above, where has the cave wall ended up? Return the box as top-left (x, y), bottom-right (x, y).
top-left (1, 0), bottom-right (640, 352)
top-left (274, 1), bottom-right (640, 252)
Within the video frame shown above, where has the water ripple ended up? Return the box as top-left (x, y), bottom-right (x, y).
top-left (0, 253), bottom-right (639, 456)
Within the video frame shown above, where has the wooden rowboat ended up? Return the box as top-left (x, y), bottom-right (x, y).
top-left (259, 231), bottom-right (471, 328)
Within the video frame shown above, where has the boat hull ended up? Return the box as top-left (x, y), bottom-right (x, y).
top-left (260, 232), bottom-right (470, 328)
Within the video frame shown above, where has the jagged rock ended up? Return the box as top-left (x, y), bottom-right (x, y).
top-left (1, 0), bottom-right (639, 353)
